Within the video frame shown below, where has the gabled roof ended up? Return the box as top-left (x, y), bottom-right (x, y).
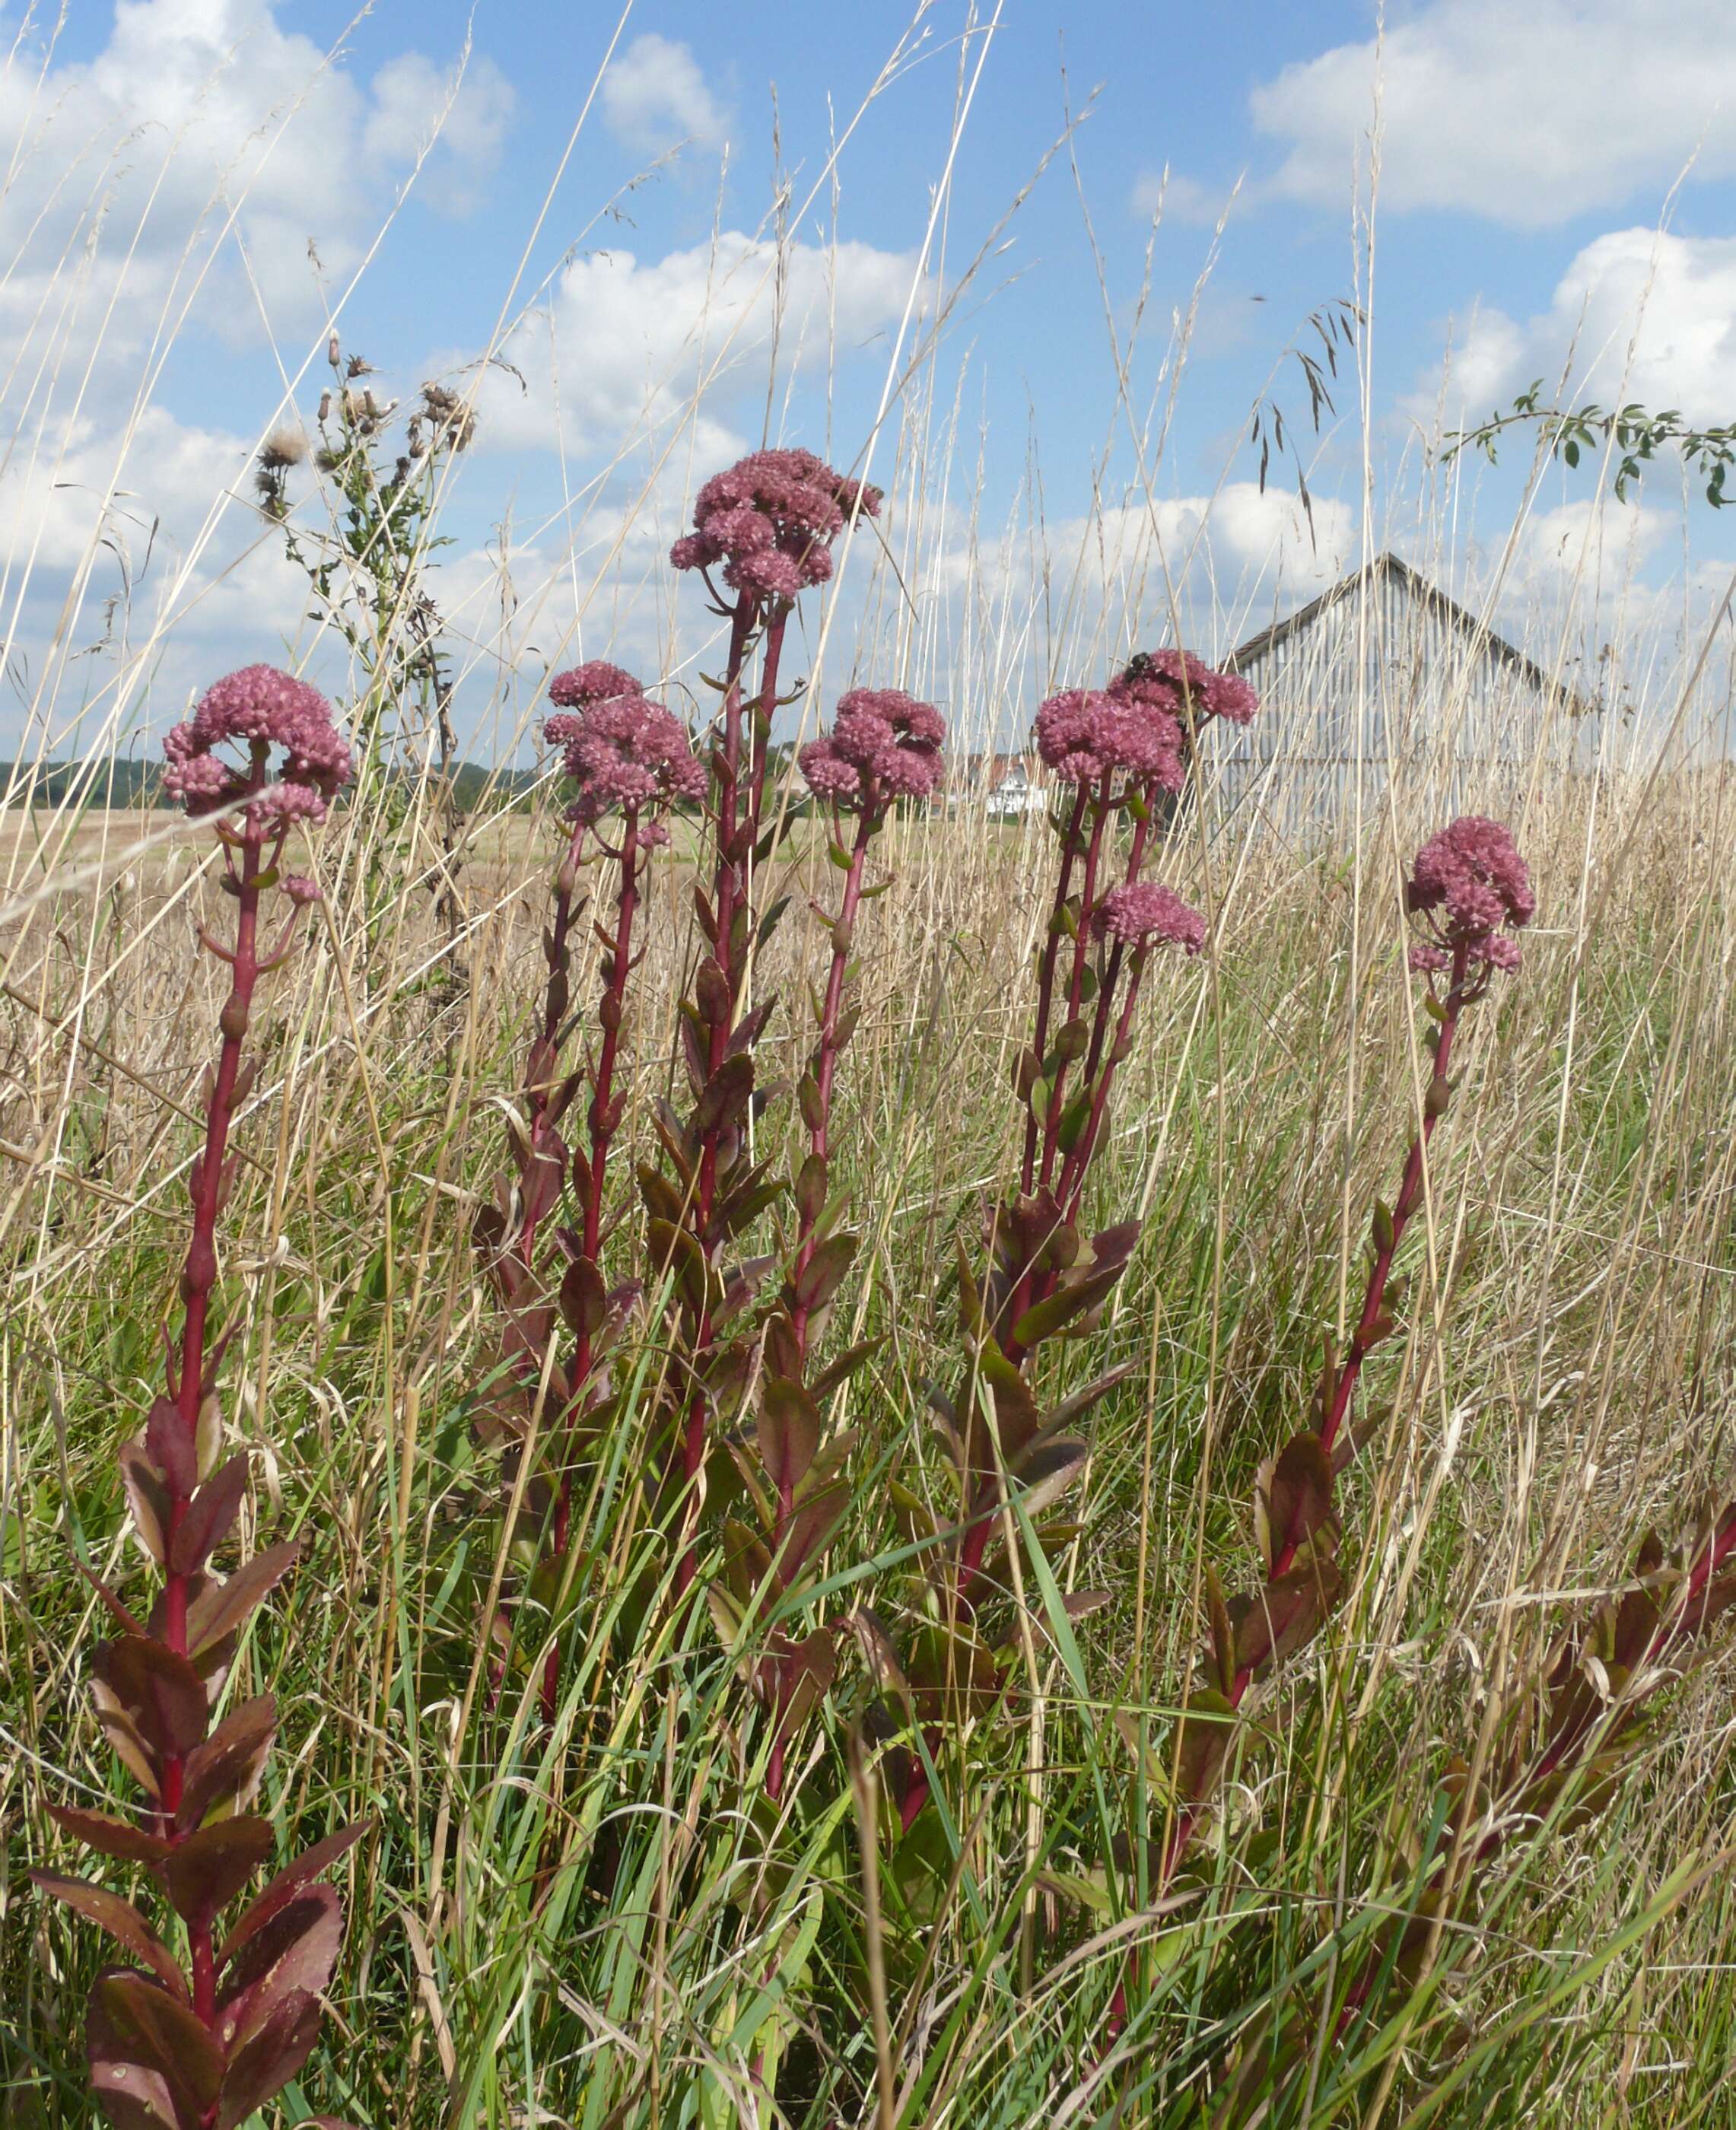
top-left (1226, 551), bottom-right (1599, 717)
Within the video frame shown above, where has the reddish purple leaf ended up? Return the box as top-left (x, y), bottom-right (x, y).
top-left (144, 1400), bottom-right (198, 1497)
top-left (215, 1987), bottom-right (323, 2129)
top-left (693, 1051), bottom-right (755, 1134)
top-left (215, 1884), bottom-right (341, 2056)
top-left (97, 1972), bottom-right (223, 2122)
top-left (117, 1443), bottom-right (172, 1566)
top-left (185, 1539), bottom-right (300, 1657)
top-left (1172, 1688), bottom-right (1237, 1804)
top-left (776, 1475), bottom-right (849, 1588)
top-left (558, 1254), bottom-right (606, 1341)
top-left (809, 1336), bottom-right (882, 1401)
top-left (1256, 1432), bottom-right (1336, 1571)
top-left (1229, 1559), bottom-right (1343, 1680)
top-left (218, 1821), bottom-right (368, 1969)
top-left (163, 1817), bottom-right (275, 1924)
top-left (32, 1874), bottom-right (186, 1996)
top-left (177, 1694), bottom-right (276, 1831)
top-left (91, 1687), bottom-right (164, 1801)
top-left (46, 1804), bottom-right (171, 1868)
top-left (87, 1973), bottom-right (195, 2130)
top-left (793, 1231), bottom-right (857, 1315)
top-left (757, 1378), bottom-right (822, 1498)
top-left (91, 1637), bottom-right (208, 1761)
top-left (75, 1560), bottom-right (148, 1639)
top-left (168, 1454), bottom-right (250, 1576)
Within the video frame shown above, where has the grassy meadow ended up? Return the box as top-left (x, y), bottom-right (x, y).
top-left (5, 727), bottom-right (1736, 2127)
top-left (2, 24), bottom-right (1735, 2113)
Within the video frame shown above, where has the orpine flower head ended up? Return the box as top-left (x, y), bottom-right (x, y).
top-left (1034, 686), bottom-right (1186, 793)
top-left (546, 661), bottom-right (644, 722)
top-left (1407, 815), bottom-right (1534, 975)
top-left (1117, 647), bottom-right (1259, 726)
top-left (550, 679), bottom-right (706, 825)
top-left (1093, 880), bottom-right (1207, 955)
top-left (800, 688), bottom-right (946, 812)
top-left (162, 665), bottom-right (351, 828)
top-left (546, 662), bottom-right (647, 751)
top-left (671, 447), bottom-right (881, 604)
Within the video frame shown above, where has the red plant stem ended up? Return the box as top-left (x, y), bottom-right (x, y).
top-left (1052, 943), bottom-right (1139, 1218)
top-left (1019, 786), bottom-right (1089, 1196)
top-left (1313, 939), bottom-right (1471, 1465)
top-left (1153, 942), bottom-right (1474, 1886)
top-left (788, 797), bottom-right (876, 1367)
top-left (1004, 789), bottom-right (1159, 1352)
top-left (1037, 796), bottom-right (1111, 1196)
top-left (164, 820), bottom-right (270, 1732)
top-left (676, 600), bottom-right (785, 1593)
top-left (581, 819), bottom-right (643, 1267)
top-left (169, 811), bottom-right (275, 2039)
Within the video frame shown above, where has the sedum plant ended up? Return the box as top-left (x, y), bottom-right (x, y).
top-left (32, 667), bottom-right (364, 2130)
top-left (1137, 816), bottom-right (1539, 1895)
top-left (707, 686), bottom-right (948, 1798)
top-left (645, 449), bottom-right (881, 1592)
top-left (471, 663), bottom-right (703, 1720)
top-left (859, 650), bottom-right (1256, 1835)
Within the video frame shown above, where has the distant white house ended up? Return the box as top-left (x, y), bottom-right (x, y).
top-left (949, 752), bottom-right (1049, 819)
top-left (1205, 552), bottom-right (1598, 836)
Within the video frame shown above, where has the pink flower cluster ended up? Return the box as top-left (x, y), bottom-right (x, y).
top-left (1093, 880), bottom-right (1207, 954)
top-left (669, 448), bottom-right (882, 605)
top-left (1033, 652), bottom-right (1255, 793)
top-left (1117, 647), bottom-right (1259, 726)
top-left (1406, 815), bottom-right (1534, 974)
top-left (1035, 687), bottom-right (1187, 792)
top-left (161, 664), bottom-right (352, 828)
top-left (545, 663), bottom-right (705, 832)
top-left (799, 688), bottom-right (946, 812)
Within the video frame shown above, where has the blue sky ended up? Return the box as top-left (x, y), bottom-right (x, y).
top-left (5, 0), bottom-right (1736, 761)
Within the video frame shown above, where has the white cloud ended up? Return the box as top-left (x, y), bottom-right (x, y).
top-left (933, 484), bottom-right (1357, 655)
top-left (600, 33), bottom-right (730, 154)
top-left (362, 51), bottom-right (516, 212)
top-left (1426, 228), bottom-right (1736, 431)
top-left (1251, 0), bottom-right (1736, 226)
top-left (0, 0), bottom-right (514, 390)
top-left (0, 0), bottom-right (515, 753)
top-left (471, 230), bottom-right (931, 459)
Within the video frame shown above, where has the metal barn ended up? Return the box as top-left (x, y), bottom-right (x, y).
top-left (1203, 552), bottom-right (1595, 838)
